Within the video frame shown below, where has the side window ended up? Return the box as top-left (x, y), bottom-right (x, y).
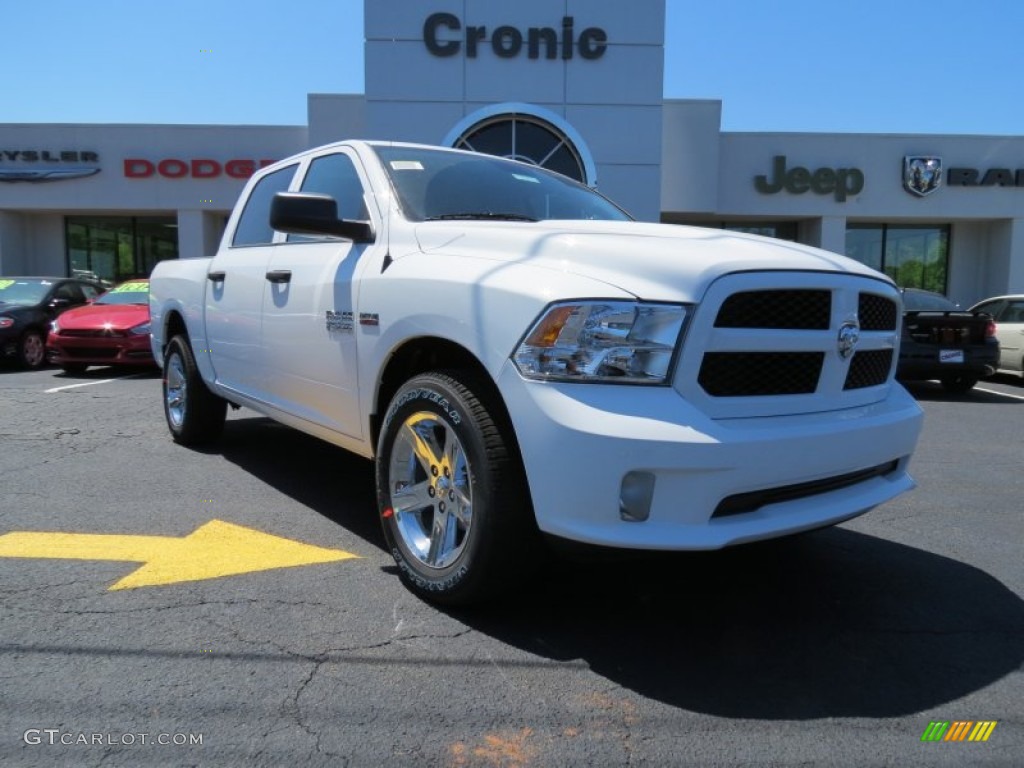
top-left (232, 164), bottom-right (297, 247)
top-left (80, 283), bottom-right (101, 300)
top-left (973, 300), bottom-right (1001, 318)
top-left (1003, 300), bottom-right (1024, 323)
top-left (299, 153), bottom-right (368, 221)
top-left (54, 282), bottom-right (85, 303)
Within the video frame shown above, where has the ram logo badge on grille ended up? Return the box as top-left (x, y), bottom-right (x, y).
top-left (837, 321), bottom-right (860, 360)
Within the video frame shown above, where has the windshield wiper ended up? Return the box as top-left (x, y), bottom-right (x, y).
top-left (426, 212), bottom-right (538, 222)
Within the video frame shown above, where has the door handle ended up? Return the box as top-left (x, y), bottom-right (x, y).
top-left (265, 270), bottom-right (292, 284)
top-left (207, 271), bottom-right (226, 282)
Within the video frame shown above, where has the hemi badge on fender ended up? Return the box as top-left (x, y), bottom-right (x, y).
top-left (359, 313), bottom-right (380, 327)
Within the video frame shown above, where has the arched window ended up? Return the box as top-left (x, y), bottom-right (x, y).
top-left (450, 112), bottom-right (589, 184)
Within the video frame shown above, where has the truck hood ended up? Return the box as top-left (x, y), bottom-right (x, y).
top-left (413, 220), bottom-right (889, 302)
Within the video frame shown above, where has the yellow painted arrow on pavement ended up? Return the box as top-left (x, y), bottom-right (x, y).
top-left (0, 519), bottom-right (359, 590)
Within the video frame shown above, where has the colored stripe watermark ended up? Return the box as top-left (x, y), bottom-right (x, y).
top-left (921, 721), bottom-right (997, 742)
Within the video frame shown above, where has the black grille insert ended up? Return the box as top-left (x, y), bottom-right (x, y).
top-left (859, 293), bottom-right (898, 331)
top-left (699, 352), bottom-right (824, 397)
top-left (844, 349), bottom-right (893, 390)
top-left (715, 290), bottom-right (831, 330)
top-left (713, 460), bottom-right (900, 518)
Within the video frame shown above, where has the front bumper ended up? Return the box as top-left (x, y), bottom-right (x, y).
top-left (497, 362), bottom-right (923, 550)
top-left (0, 326), bottom-right (23, 358)
top-left (47, 333), bottom-right (155, 367)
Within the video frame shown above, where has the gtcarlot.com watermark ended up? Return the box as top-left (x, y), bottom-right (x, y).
top-left (24, 729), bottom-right (202, 746)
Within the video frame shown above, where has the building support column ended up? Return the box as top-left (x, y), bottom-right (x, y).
top-left (1006, 218), bottom-right (1024, 294)
top-left (175, 210), bottom-right (221, 260)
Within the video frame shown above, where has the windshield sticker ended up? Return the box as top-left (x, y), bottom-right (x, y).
top-left (0, 279), bottom-right (14, 290)
top-left (389, 161), bottom-right (424, 171)
top-left (111, 281), bottom-right (149, 293)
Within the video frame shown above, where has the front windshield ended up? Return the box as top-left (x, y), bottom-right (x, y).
top-left (0, 278), bottom-right (52, 306)
top-left (96, 281), bottom-right (149, 305)
top-left (373, 146), bottom-right (631, 223)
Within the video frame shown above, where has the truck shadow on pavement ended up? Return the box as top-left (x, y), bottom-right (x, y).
top-left (452, 530), bottom-right (1024, 720)
top-left (215, 415), bottom-right (1023, 720)
top-left (218, 416), bottom-right (384, 550)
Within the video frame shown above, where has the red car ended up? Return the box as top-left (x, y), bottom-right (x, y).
top-left (47, 279), bottom-right (155, 372)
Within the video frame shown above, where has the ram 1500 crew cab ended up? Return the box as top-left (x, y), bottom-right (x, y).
top-left (149, 141), bottom-right (924, 604)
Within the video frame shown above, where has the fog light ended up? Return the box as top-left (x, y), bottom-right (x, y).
top-left (619, 471), bottom-right (655, 522)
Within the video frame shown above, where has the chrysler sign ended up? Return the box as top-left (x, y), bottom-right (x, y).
top-left (0, 149), bottom-right (101, 183)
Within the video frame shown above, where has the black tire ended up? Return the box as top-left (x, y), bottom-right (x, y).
top-left (940, 374), bottom-right (979, 394)
top-left (61, 364), bottom-right (88, 375)
top-left (162, 335), bottom-right (226, 445)
top-left (18, 329), bottom-right (47, 369)
top-left (375, 371), bottom-right (534, 605)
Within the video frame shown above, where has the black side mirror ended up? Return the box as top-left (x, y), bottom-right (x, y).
top-left (49, 298), bottom-right (71, 309)
top-left (270, 192), bottom-right (374, 242)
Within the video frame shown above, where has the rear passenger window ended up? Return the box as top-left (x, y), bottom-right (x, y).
top-left (1002, 301), bottom-right (1024, 323)
top-left (55, 282), bottom-right (85, 303)
top-left (299, 153), bottom-right (368, 220)
top-left (232, 165), bottom-right (297, 246)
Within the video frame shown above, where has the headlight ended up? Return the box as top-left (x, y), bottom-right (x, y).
top-left (0, 317), bottom-right (15, 329)
top-left (129, 322), bottom-right (151, 336)
top-left (50, 319), bottom-right (60, 333)
top-left (513, 301), bottom-right (688, 384)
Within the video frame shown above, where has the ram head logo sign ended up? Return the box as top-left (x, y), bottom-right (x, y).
top-left (837, 321), bottom-right (860, 360)
top-left (903, 156), bottom-right (943, 197)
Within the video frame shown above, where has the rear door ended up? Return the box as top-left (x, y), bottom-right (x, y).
top-left (260, 149), bottom-right (377, 439)
top-left (205, 163), bottom-right (298, 399)
top-left (993, 299), bottom-right (1024, 372)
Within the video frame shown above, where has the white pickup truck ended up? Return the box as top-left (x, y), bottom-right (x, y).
top-left (149, 140), bottom-right (923, 604)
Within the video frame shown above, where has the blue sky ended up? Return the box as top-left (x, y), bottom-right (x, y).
top-left (4, 0), bottom-right (1020, 135)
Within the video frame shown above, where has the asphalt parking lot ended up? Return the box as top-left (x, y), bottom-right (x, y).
top-left (0, 365), bottom-right (1021, 767)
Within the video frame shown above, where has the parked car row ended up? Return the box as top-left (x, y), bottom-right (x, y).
top-left (1, 274), bottom-right (1021, 395)
top-left (0, 276), bottom-right (155, 371)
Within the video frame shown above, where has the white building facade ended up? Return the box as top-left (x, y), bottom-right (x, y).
top-left (1, 0), bottom-right (1022, 305)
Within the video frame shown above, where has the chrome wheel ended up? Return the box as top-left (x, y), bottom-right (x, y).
top-left (165, 350), bottom-right (188, 429)
top-left (387, 411), bottom-right (473, 569)
top-left (161, 335), bottom-right (226, 445)
top-left (20, 332), bottom-right (45, 368)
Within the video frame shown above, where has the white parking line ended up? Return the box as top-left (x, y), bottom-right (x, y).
top-left (976, 387), bottom-right (1024, 402)
top-left (45, 373), bottom-right (150, 394)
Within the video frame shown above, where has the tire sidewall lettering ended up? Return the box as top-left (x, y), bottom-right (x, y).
top-left (391, 547), bottom-right (470, 592)
top-left (385, 387), bottom-right (462, 427)
top-left (380, 379), bottom-right (478, 595)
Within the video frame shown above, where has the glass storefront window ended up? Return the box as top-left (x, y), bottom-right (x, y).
top-left (65, 216), bottom-right (178, 284)
top-left (846, 224), bottom-right (949, 293)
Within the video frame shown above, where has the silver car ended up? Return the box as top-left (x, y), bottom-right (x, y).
top-left (970, 295), bottom-right (1024, 377)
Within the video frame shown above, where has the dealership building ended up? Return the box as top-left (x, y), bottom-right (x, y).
top-left (2, 0), bottom-right (1023, 305)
